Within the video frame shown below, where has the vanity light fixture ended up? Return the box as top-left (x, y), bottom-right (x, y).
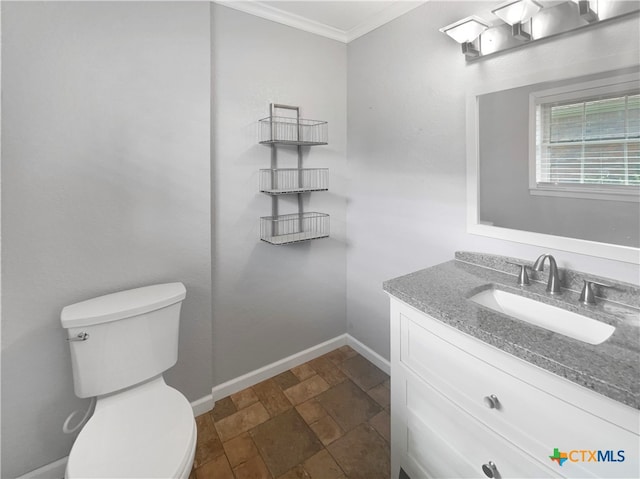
top-left (573, 0), bottom-right (598, 23)
top-left (441, 0), bottom-right (637, 61)
top-left (439, 16), bottom-right (489, 58)
top-left (491, 0), bottom-right (542, 41)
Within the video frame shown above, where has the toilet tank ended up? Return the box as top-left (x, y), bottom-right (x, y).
top-left (61, 283), bottom-right (187, 398)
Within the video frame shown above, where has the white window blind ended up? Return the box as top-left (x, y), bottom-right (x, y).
top-left (538, 92), bottom-right (639, 185)
top-left (531, 73), bottom-right (640, 201)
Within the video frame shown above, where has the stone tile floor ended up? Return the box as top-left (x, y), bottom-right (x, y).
top-left (190, 346), bottom-right (390, 479)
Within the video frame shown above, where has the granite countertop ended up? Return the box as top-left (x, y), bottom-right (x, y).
top-left (383, 252), bottom-right (640, 409)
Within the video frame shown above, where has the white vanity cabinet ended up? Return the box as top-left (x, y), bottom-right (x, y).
top-left (389, 297), bottom-right (640, 479)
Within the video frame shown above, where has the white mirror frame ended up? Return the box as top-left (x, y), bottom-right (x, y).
top-left (466, 53), bottom-right (640, 265)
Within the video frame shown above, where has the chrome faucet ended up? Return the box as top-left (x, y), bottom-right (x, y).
top-left (532, 254), bottom-right (562, 294)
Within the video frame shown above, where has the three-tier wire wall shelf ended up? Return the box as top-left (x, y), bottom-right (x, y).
top-left (259, 103), bottom-right (329, 245)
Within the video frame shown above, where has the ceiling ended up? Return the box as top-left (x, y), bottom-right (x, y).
top-left (215, 0), bottom-right (427, 43)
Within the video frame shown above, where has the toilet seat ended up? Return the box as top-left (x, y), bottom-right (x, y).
top-left (65, 377), bottom-right (196, 479)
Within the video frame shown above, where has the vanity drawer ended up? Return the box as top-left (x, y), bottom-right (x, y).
top-left (405, 372), bottom-right (560, 479)
top-left (399, 310), bottom-right (640, 478)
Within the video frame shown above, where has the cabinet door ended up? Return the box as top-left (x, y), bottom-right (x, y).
top-left (399, 308), bottom-right (640, 478)
top-left (404, 371), bottom-right (561, 479)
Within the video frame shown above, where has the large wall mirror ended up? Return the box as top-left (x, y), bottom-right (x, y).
top-left (467, 56), bottom-right (640, 264)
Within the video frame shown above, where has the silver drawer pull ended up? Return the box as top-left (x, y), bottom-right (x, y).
top-left (483, 394), bottom-right (499, 409)
top-left (482, 461), bottom-right (499, 478)
top-left (67, 332), bottom-right (89, 342)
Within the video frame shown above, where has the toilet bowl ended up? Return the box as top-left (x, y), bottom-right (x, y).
top-left (65, 377), bottom-right (196, 479)
top-left (61, 283), bottom-right (196, 479)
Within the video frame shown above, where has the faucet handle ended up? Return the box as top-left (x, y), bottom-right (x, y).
top-left (506, 261), bottom-right (530, 286)
top-left (579, 280), bottom-right (613, 305)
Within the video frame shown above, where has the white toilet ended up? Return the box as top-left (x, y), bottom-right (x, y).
top-left (61, 282), bottom-right (196, 479)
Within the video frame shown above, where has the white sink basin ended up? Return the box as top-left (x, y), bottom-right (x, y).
top-left (469, 289), bottom-right (615, 345)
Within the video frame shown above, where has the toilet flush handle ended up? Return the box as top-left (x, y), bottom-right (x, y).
top-left (67, 332), bottom-right (89, 342)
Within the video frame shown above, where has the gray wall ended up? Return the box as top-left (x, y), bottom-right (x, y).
top-left (2, 1), bottom-right (639, 476)
top-left (211, 4), bottom-right (347, 385)
top-left (346, 1), bottom-right (640, 359)
top-left (1, 2), bottom-right (212, 477)
top-left (479, 78), bottom-right (639, 247)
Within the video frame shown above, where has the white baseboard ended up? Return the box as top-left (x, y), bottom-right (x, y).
top-left (210, 334), bottom-right (349, 402)
top-left (346, 335), bottom-right (391, 375)
top-left (17, 334), bottom-right (389, 478)
top-left (16, 457), bottom-right (67, 479)
top-left (190, 393), bottom-right (214, 417)
top-left (208, 333), bottom-right (390, 407)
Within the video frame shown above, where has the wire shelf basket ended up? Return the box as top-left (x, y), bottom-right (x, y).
top-left (260, 116), bottom-right (328, 145)
top-left (260, 168), bottom-right (329, 195)
top-left (260, 212), bottom-right (329, 245)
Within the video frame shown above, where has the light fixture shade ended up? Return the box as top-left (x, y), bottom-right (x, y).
top-left (572, 0), bottom-right (598, 22)
top-left (439, 16), bottom-right (489, 44)
top-left (492, 0), bottom-right (542, 25)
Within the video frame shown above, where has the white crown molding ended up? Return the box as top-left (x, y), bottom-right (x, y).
top-left (215, 1), bottom-right (349, 42)
top-left (345, 1), bottom-right (426, 43)
top-left (213, 1), bottom-right (427, 44)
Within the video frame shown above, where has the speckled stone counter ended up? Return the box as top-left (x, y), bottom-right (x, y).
top-left (383, 252), bottom-right (640, 409)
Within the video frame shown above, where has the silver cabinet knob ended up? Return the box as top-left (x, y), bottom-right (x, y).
top-left (482, 461), bottom-right (498, 478)
top-left (483, 394), bottom-right (499, 409)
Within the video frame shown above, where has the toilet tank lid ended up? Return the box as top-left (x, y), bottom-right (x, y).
top-left (61, 283), bottom-right (186, 329)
